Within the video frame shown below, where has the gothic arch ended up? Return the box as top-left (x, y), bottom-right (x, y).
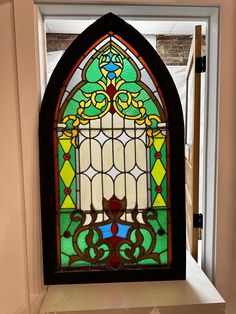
top-left (39, 13), bottom-right (185, 284)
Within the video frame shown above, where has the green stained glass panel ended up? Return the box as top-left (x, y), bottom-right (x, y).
top-left (120, 59), bottom-right (137, 81)
top-left (85, 59), bottom-right (103, 82)
top-left (138, 258), bottom-right (157, 265)
top-left (157, 210), bottom-right (168, 231)
top-left (160, 251), bottom-right (168, 264)
top-left (59, 177), bottom-right (66, 206)
top-left (61, 254), bottom-right (70, 266)
top-left (58, 143), bottom-right (65, 171)
top-left (161, 176), bottom-right (167, 202)
top-left (64, 99), bottom-right (80, 117)
top-left (76, 230), bottom-right (90, 253)
top-left (161, 141), bottom-right (167, 167)
top-left (61, 237), bottom-right (77, 257)
top-left (72, 261), bottom-right (92, 267)
top-left (81, 82), bottom-right (104, 93)
top-left (155, 234), bottom-right (168, 255)
top-left (72, 90), bottom-right (87, 103)
top-left (120, 82), bottom-right (142, 93)
top-left (140, 229), bottom-right (152, 250)
top-left (143, 98), bottom-right (160, 119)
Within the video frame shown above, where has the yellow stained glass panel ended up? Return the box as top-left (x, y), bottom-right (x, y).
top-left (153, 193), bottom-right (166, 207)
top-left (61, 195), bottom-right (75, 209)
top-left (153, 135), bottom-right (165, 152)
top-left (59, 134), bottom-right (72, 153)
top-left (60, 161), bottom-right (75, 186)
top-left (151, 159), bottom-right (166, 185)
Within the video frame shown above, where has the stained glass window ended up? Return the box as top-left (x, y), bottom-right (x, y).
top-left (40, 13), bottom-right (186, 284)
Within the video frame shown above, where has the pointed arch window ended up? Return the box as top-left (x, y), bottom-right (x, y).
top-left (39, 13), bottom-right (185, 284)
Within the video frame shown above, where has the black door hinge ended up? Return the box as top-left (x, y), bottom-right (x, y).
top-left (196, 56), bottom-right (206, 73)
top-left (193, 213), bottom-right (203, 229)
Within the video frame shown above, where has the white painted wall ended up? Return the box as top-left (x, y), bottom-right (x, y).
top-left (0, 0), bottom-right (236, 313)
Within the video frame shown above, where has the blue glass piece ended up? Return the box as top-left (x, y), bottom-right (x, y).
top-left (116, 224), bottom-right (131, 238)
top-left (104, 62), bottom-right (119, 71)
top-left (108, 72), bottom-right (116, 79)
top-left (98, 224), bottom-right (112, 239)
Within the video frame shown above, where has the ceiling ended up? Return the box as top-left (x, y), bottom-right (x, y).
top-left (45, 19), bottom-right (207, 35)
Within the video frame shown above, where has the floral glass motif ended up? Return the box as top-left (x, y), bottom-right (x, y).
top-left (55, 32), bottom-right (170, 271)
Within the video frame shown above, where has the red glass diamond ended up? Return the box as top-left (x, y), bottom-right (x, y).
top-left (63, 230), bottom-right (71, 238)
top-left (158, 228), bottom-right (165, 236)
top-left (106, 84), bottom-right (117, 114)
top-left (155, 152), bottom-right (162, 159)
top-left (111, 223), bottom-right (118, 235)
top-left (106, 84), bottom-right (116, 99)
top-left (155, 186), bottom-right (162, 193)
top-left (64, 187), bottom-right (71, 195)
top-left (64, 153), bottom-right (71, 160)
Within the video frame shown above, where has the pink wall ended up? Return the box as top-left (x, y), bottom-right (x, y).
top-left (0, 0), bottom-right (236, 313)
top-left (0, 1), bottom-right (31, 313)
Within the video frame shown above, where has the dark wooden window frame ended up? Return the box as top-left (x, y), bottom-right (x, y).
top-left (39, 13), bottom-right (186, 285)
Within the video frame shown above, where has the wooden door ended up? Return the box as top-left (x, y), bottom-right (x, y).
top-left (185, 25), bottom-right (203, 260)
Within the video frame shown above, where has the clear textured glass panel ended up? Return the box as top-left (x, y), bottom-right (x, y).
top-left (95, 212), bottom-right (105, 223)
top-left (90, 119), bottom-right (100, 138)
top-left (79, 49), bottom-right (96, 69)
top-left (79, 139), bottom-right (90, 171)
top-left (137, 174), bottom-right (148, 209)
top-left (66, 68), bottom-right (82, 92)
top-left (84, 214), bottom-right (92, 226)
top-left (140, 68), bottom-right (156, 92)
top-left (102, 112), bottom-right (112, 137)
top-left (91, 174), bottom-right (103, 210)
top-left (154, 91), bottom-right (163, 108)
top-left (95, 131), bottom-right (109, 145)
top-left (95, 36), bottom-right (110, 50)
top-left (113, 113), bottom-right (123, 138)
top-left (114, 173), bottom-right (125, 199)
top-left (117, 131), bottom-right (131, 145)
top-left (103, 174), bottom-right (114, 201)
top-left (135, 122), bottom-right (146, 138)
top-left (114, 139), bottom-right (125, 171)
top-left (91, 139), bottom-right (102, 171)
top-left (79, 122), bottom-right (90, 138)
top-left (126, 174), bottom-right (136, 209)
top-left (80, 174), bottom-right (91, 211)
top-left (125, 48), bottom-right (143, 69)
top-left (125, 119), bottom-right (135, 137)
top-left (125, 140), bottom-right (135, 171)
top-left (60, 91), bottom-right (69, 107)
top-left (136, 139), bottom-right (147, 171)
top-left (102, 139), bottom-right (113, 172)
top-left (137, 212), bottom-right (145, 224)
top-left (110, 36), bottom-right (127, 51)
top-left (126, 212), bottom-right (133, 222)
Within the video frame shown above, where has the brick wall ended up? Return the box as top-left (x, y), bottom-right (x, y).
top-left (46, 33), bottom-right (78, 52)
top-left (156, 35), bottom-right (206, 66)
top-left (156, 35), bottom-right (192, 66)
top-left (46, 33), bottom-right (205, 66)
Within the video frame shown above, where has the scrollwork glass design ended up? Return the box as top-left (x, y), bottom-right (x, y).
top-left (56, 32), bottom-right (170, 271)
